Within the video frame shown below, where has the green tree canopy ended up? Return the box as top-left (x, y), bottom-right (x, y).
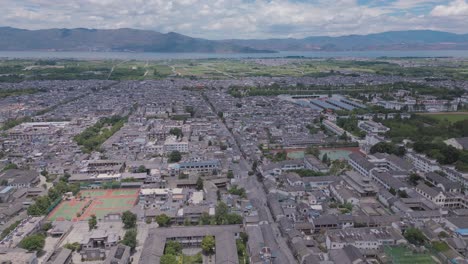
top-left (122, 211), bottom-right (137, 229)
top-left (196, 177), bottom-right (204, 191)
top-left (160, 254), bottom-right (178, 264)
top-left (165, 241), bottom-right (182, 255)
top-left (215, 202), bottom-right (229, 225)
top-left (88, 215), bottom-right (97, 230)
top-left (169, 128), bottom-right (183, 139)
top-left (201, 236), bottom-right (215, 254)
top-left (404, 228), bottom-right (426, 246)
top-left (19, 234), bottom-right (45, 251)
top-left (155, 214), bottom-right (171, 227)
top-left (121, 228), bottom-right (137, 250)
top-left (168, 151), bottom-right (182, 163)
top-left (136, 165), bottom-right (147, 173)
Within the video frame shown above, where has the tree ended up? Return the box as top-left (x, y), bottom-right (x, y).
top-left (2, 163), bottom-right (18, 171)
top-left (168, 151), bottom-right (182, 163)
top-left (227, 171), bottom-right (234, 179)
top-left (404, 228), bottom-right (426, 245)
top-left (42, 222), bottom-right (52, 231)
top-left (240, 232), bottom-right (249, 244)
top-left (370, 142), bottom-right (406, 157)
top-left (305, 146), bottom-right (320, 157)
top-left (252, 160), bottom-right (258, 171)
top-left (215, 202), bottom-right (229, 225)
top-left (160, 254), bottom-right (178, 264)
top-left (225, 213), bottom-right (243, 224)
top-left (121, 228), bottom-right (137, 251)
top-left (122, 211), bottom-right (137, 229)
top-left (389, 188), bottom-right (397, 195)
top-left (88, 215), bottom-right (97, 230)
top-left (397, 190), bottom-right (409, 198)
top-left (169, 128), bottom-right (183, 139)
top-left (200, 212), bottom-right (212, 225)
top-left (228, 185), bottom-right (246, 198)
top-left (19, 234), bottom-right (45, 251)
top-left (136, 165), bottom-right (147, 173)
top-left (165, 241), bottom-right (182, 255)
top-left (155, 214), bottom-right (171, 227)
top-left (438, 231), bottom-right (449, 238)
top-left (201, 236), bottom-right (215, 254)
top-left (0, 179), bottom-right (7, 186)
top-left (196, 177), bottom-right (204, 191)
top-left (322, 153), bottom-right (329, 164)
top-left (339, 132), bottom-right (349, 141)
top-left (409, 173), bottom-right (421, 186)
top-left (64, 242), bottom-right (81, 252)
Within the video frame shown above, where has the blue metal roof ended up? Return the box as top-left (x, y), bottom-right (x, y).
top-left (310, 99), bottom-right (340, 110)
top-left (295, 101), bottom-right (322, 110)
top-left (326, 99), bottom-right (355, 110)
top-left (0, 186), bottom-right (13, 194)
top-left (340, 98), bottom-right (367, 108)
top-left (456, 228), bottom-right (468, 235)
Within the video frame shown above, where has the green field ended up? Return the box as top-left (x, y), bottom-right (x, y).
top-left (385, 246), bottom-right (436, 264)
top-left (420, 112), bottom-right (468, 123)
top-left (48, 200), bottom-right (88, 221)
top-left (48, 189), bottom-right (139, 221)
top-left (3, 57), bottom-right (468, 82)
top-left (319, 149), bottom-right (353, 161)
top-left (79, 190), bottom-right (107, 197)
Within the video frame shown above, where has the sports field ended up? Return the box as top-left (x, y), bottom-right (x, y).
top-left (419, 112), bottom-right (468, 123)
top-left (48, 189), bottom-right (139, 221)
top-left (319, 147), bottom-right (361, 161)
top-left (385, 246), bottom-right (436, 264)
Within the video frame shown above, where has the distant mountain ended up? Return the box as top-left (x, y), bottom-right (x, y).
top-left (223, 30), bottom-right (468, 51)
top-left (0, 27), bottom-right (273, 53)
top-left (1, 28), bottom-right (468, 53)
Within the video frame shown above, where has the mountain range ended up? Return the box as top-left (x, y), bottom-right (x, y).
top-left (0, 27), bottom-right (271, 53)
top-left (1, 27), bottom-right (468, 53)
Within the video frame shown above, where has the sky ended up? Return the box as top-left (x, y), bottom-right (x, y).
top-left (2, 0), bottom-right (468, 39)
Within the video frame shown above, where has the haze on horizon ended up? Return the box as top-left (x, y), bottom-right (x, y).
top-left (2, 0), bottom-right (468, 39)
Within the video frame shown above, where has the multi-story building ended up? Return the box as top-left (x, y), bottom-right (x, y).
top-left (325, 227), bottom-right (406, 250)
top-left (348, 153), bottom-right (375, 177)
top-left (357, 120), bottom-right (390, 134)
top-left (323, 120), bottom-right (345, 136)
top-left (163, 136), bottom-right (189, 153)
top-left (178, 160), bottom-right (220, 174)
top-left (405, 152), bottom-right (440, 173)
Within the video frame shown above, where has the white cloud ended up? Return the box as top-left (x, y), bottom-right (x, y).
top-left (431, 0), bottom-right (468, 16)
top-left (0, 0), bottom-right (467, 39)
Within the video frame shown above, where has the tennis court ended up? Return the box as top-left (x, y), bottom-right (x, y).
top-left (48, 200), bottom-right (89, 221)
top-left (385, 246), bottom-right (436, 264)
top-left (79, 190), bottom-right (107, 198)
top-left (48, 189), bottom-right (139, 221)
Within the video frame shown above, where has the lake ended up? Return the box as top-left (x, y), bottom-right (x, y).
top-left (0, 50), bottom-right (468, 60)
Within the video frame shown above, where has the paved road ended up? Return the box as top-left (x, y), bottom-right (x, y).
top-left (202, 94), bottom-right (296, 264)
top-left (242, 177), bottom-right (296, 264)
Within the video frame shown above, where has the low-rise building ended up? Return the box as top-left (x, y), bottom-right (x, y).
top-left (357, 120), bottom-right (390, 134)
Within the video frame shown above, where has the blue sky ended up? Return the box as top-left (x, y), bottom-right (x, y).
top-left (2, 0), bottom-right (468, 39)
